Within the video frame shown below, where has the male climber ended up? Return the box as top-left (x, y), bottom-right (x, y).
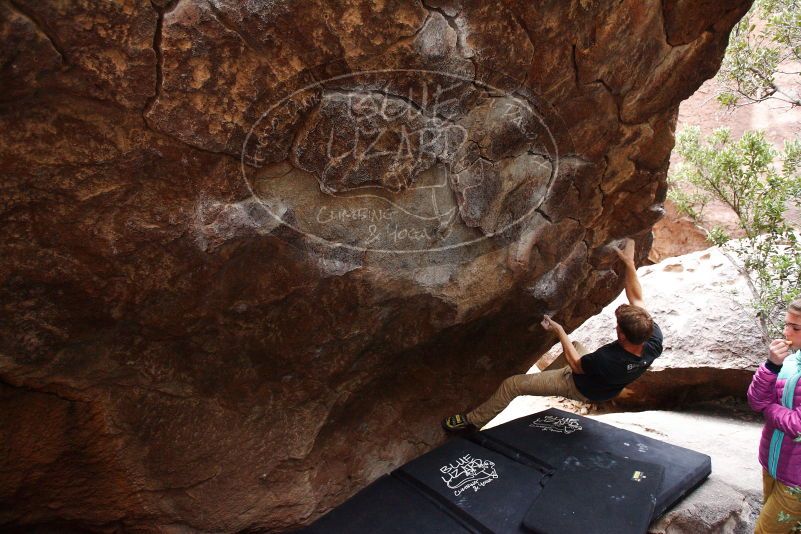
top-left (442, 238), bottom-right (663, 432)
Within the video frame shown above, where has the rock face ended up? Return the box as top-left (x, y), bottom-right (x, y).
top-left (0, 1), bottom-right (751, 532)
top-left (538, 246), bottom-right (766, 409)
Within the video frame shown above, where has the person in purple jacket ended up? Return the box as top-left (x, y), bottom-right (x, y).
top-left (748, 298), bottom-right (801, 534)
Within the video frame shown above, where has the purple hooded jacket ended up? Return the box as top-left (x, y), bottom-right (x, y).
top-left (747, 354), bottom-right (801, 487)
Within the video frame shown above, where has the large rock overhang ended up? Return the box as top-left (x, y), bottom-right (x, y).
top-left (0, 0), bottom-right (752, 531)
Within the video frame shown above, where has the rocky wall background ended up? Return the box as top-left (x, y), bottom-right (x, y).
top-left (0, 0), bottom-right (752, 531)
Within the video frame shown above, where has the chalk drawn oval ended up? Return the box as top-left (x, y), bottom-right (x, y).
top-left (240, 68), bottom-right (570, 254)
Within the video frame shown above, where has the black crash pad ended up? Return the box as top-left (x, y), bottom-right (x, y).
top-left (395, 437), bottom-right (547, 533)
top-left (300, 474), bottom-right (473, 533)
top-left (472, 408), bottom-right (711, 517)
top-left (522, 452), bottom-right (663, 534)
top-left (299, 408), bottom-right (711, 533)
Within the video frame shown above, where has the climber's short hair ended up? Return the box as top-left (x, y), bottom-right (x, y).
top-left (615, 304), bottom-right (653, 345)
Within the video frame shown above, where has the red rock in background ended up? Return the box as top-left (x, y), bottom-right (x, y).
top-left (650, 51), bottom-right (801, 263)
top-left (649, 201), bottom-right (714, 263)
top-left (0, 0), bottom-right (751, 531)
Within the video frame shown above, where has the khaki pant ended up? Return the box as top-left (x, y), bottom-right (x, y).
top-left (467, 342), bottom-right (590, 428)
top-left (755, 470), bottom-right (801, 534)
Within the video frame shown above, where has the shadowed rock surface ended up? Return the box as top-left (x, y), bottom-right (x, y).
top-left (0, 0), bottom-right (751, 531)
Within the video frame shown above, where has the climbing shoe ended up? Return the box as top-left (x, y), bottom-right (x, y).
top-left (441, 413), bottom-right (474, 433)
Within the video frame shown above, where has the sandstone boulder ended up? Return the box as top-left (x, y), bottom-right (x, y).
top-left (0, 0), bottom-right (752, 531)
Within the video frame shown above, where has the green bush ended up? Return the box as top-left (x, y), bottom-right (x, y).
top-left (717, 0), bottom-right (801, 108)
top-left (670, 126), bottom-right (801, 338)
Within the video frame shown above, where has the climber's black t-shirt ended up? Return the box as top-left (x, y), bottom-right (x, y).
top-left (573, 323), bottom-right (663, 401)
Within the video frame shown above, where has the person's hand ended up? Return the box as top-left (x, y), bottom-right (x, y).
top-left (541, 314), bottom-right (563, 333)
top-left (769, 338), bottom-right (793, 365)
top-left (614, 238), bottom-right (636, 266)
